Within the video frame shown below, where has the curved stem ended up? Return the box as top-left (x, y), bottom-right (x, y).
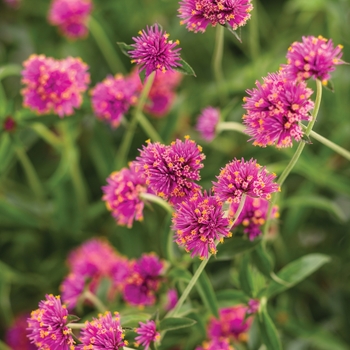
top-left (217, 121), bottom-right (247, 135)
top-left (228, 193), bottom-right (247, 231)
top-left (116, 71), bottom-right (156, 168)
top-left (249, 0), bottom-right (260, 61)
top-left (88, 17), bottom-right (126, 74)
top-left (212, 25), bottom-right (225, 88)
top-left (140, 192), bottom-right (174, 215)
top-left (138, 111), bottom-right (163, 143)
top-left (29, 122), bottom-right (62, 151)
top-left (84, 290), bottom-right (107, 313)
top-left (67, 323), bottom-right (85, 329)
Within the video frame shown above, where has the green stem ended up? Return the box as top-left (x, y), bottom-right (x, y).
top-left (116, 71), bottom-right (156, 168)
top-left (138, 111), bottom-right (163, 143)
top-left (229, 193), bottom-right (247, 230)
top-left (67, 323), bottom-right (85, 329)
top-left (29, 122), bottom-right (62, 150)
top-left (263, 79), bottom-right (323, 240)
top-left (249, 0), bottom-right (260, 61)
top-left (212, 25), bottom-right (226, 102)
top-left (217, 121), bottom-right (247, 135)
top-left (140, 192), bottom-right (174, 215)
top-left (84, 290), bottom-right (107, 313)
top-left (88, 17), bottom-right (126, 74)
top-left (0, 64), bottom-right (22, 81)
top-left (307, 129), bottom-right (350, 161)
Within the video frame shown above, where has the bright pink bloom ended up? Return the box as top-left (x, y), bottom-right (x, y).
top-left (242, 71), bottom-right (314, 148)
top-left (229, 197), bottom-right (279, 240)
top-left (129, 24), bottom-right (182, 77)
top-left (27, 294), bottom-right (75, 349)
top-left (78, 312), bottom-right (126, 349)
top-left (21, 54), bottom-right (90, 117)
top-left (91, 74), bottom-right (138, 128)
top-left (196, 106), bottom-right (220, 142)
top-left (172, 191), bottom-right (230, 259)
top-left (165, 289), bottom-right (178, 311)
top-left (48, 0), bottom-right (92, 39)
top-left (213, 158), bottom-right (280, 204)
top-left (136, 137), bottom-right (205, 205)
top-left (5, 314), bottom-right (36, 350)
top-left (196, 338), bottom-right (233, 350)
top-left (102, 162), bottom-right (149, 227)
top-left (179, 0), bottom-right (253, 33)
top-left (282, 35), bottom-right (344, 83)
top-left (60, 273), bottom-right (87, 310)
top-left (135, 320), bottom-right (160, 350)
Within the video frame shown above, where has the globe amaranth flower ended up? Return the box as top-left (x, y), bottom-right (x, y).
top-left (196, 338), bottom-right (233, 350)
top-left (78, 311), bottom-right (126, 349)
top-left (172, 191), bottom-right (230, 259)
top-left (48, 0), bottom-right (92, 39)
top-left (129, 24), bottom-right (182, 77)
top-left (5, 314), bottom-right (36, 350)
top-left (213, 158), bottom-right (280, 204)
top-left (60, 273), bottom-right (88, 310)
top-left (282, 35), bottom-right (345, 84)
top-left (91, 74), bottom-right (138, 128)
top-left (229, 197), bottom-right (279, 240)
top-left (27, 294), bottom-right (75, 350)
top-left (123, 253), bottom-right (164, 307)
top-left (135, 320), bottom-right (160, 350)
top-left (165, 288), bottom-right (178, 311)
top-left (242, 71), bottom-right (314, 148)
top-left (136, 137), bottom-right (205, 205)
top-left (196, 106), bottom-right (220, 142)
top-left (208, 305), bottom-right (253, 342)
top-left (178, 0), bottom-right (253, 33)
top-left (102, 162), bottom-right (149, 227)
top-left (21, 54), bottom-right (90, 117)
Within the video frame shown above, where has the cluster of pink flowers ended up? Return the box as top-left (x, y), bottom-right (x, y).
top-left (21, 54), bottom-right (90, 117)
top-left (5, 314), bottom-right (36, 350)
top-left (48, 0), bottom-right (93, 39)
top-left (178, 0), bottom-right (253, 33)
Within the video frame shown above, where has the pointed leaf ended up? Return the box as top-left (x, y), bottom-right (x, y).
top-left (121, 313), bottom-right (151, 327)
top-left (251, 244), bottom-right (273, 278)
top-left (224, 24), bottom-right (242, 42)
top-left (265, 254), bottom-right (330, 298)
top-left (258, 308), bottom-right (282, 350)
top-left (215, 237), bottom-right (261, 261)
top-left (239, 254), bottom-right (255, 297)
top-left (139, 69), bottom-right (146, 84)
top-left (174, 58), bottom-right (196, 77)
top-left (116, 42), bottom-right (134, 58)
top-left (159, 317), bottom-right (196, 331)
top-left (168, 267), bottom-right (192, 283)
top-left (67, 315), bottom-right (80, 323)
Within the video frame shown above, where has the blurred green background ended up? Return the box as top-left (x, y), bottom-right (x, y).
top-left (1, 0), bottom-right (350, 348)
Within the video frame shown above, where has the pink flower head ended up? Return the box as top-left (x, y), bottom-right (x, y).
top-left (196, 106), bottom-right (220, 142)
top-left (123, 253), bottom-right (164, 307)
top-left (91, 74), bottom-right (138, 128)
top-left (60, 273), bottom-right (88, 310)
top-left (172, 191), bottom-right (230, 259)
top-left (242, 71), bottom-right (314, 148)
top-left (48, 0), bottom-right (92, 39)
top-left (229, 197), bottom-right (279, 240)
top-left (27, 294), bottom-right (75, 349)
top-left (165, 288), bottom-right (178, 311)
top-left (135, 320), bottom-right (160, 350)
top-left (208, 305), bottom-right (252, 341)
top-left (78, 311), bottom-right (126, 349)
top-left (136, 137), bottom-right (205, 205)
top-left (21, 54), bottom-right (90, 117)
top-left (213, 158), bottom-right (280, 204)
top-left (178, 0), bottom-right (253, 33)
top-left (129, 24), bottom-right (182, 77)
top-left (282, 35), bottom-right (345, 84)
top-left (5, 314), bottom-right (36, 350)
top-left (196, 338), bottom-right (233, 350)
top-left (102, 162), bottom-right (149, 227)
top-left (247, 299), bottom-right (260, 314)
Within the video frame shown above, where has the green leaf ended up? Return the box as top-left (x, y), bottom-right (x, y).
top-left (120, 313), bottom-right (151, 327)
top-left (139, 69), bottom-right (146, 84)
top-left (215, 237), bottom-right (261, 261)
top-left (265, 254), bottom-right (331, 298)
top-left (0, 64), bottom-right (22, 81)
top-left (258, 302), bottom-right (282, 350)
top-left (194, 262), bottom-right (219, 318)
top-left (251, 244), bottom-right (273, 278)
top-left (116, 42), bottom-right (133, 58)
top-left (67, 314), bottom-right (80, 323)
top-left (174, 58), bottom-right (196, 76)
top-left (168, 267), bottom-right (193, 283)
top-left (224, 24), bottom-right (242, 42)
top-left (159, 317), bottom-right (196, 331)
top-left (239, 254), bottom-right (255, 297)
top-left (216, 289), bottom-right (248, 308)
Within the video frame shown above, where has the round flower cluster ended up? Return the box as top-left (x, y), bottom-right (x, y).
top-left (135, 320), bottom-right (160, 350)
top-left (178, 0), bottom-right (253, 33)
top-left (5, 314), bottom-right (36, 350)
top-left (48, 0), bottom-right (92, 39)
top-left (242, 71), bottom-right (314, 148)
top-left (196, 106), bottom-right (220, 142)
top-left (172, 191), bottom-right (230, 259)
top-left (136, 137), bottom-right (205, 205)
top-left (21, 54), bottom-right (90, 117)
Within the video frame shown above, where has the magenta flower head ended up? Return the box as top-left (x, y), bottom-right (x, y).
top-left (242, 71), bottom-right (314, 148)
top-left (196, 338), bottom-right (233, 350)
top-left (135, 320), bottom-right (160, 350)
top-left (48, 0), bottom-right (92, 39)
top-left (5, 314), bottom-right (36, 350)
top-left (196, 106), bottom-right (220, 142)
top-left (282, 35), bottom-right (345, 84)
top-left (172, 191), bottom-right (230, 259)
top-left (213, 158), bottom-right (280, 204)
top-left (78, 311), bottom-right (126, 349)
top-left (178, 0), bottom-right (253, 33)
top-left (21, 54), bottom-right (90, 117)
top-left (27, 294), bottom-right (75, 350)
top-left (229, 197), bottom-right (279, 240)
top-left (165, 288), bottom-right (178, 311)
top-left (129, 24), bottom-right (182, 77)
top-left (60, 273), bottom-right (87, 310)
top-left (102, 162), bottom-right (149, 227)
top-left (91, 74), bottom-right (138, 128)
top-left (136, 137), bottom-right (205, 205)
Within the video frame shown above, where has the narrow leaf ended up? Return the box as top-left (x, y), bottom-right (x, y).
top-left (116, 42), bottom-right (133, 58)
top-left (215, 237), bottom-right (261, 261)
top-left (265, 254), bottom-right (330, 298)
top-left (168, 267), bottom-right (192, 283)
top-left (239, 254), bottom-right (254, 297)
top-left (258, 306), bottom-right (282, 350)
top-left (251, 244), bottom-right (273, 278)
top-left (224, 24), bottom-right (242, 42)
top-left (159, 317), bottom-right (196, 331)
top-left (174, 58), bottom-right (196, 76)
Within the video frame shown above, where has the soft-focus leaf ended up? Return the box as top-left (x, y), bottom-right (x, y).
top-left (239, 254), bottom-right (255, 297)
top-left (174, 58), bottom-right (196, 76)
top-left (159, 317), bottom-right (196, 331)
top-left (258, 307), bottom-right (282, 350)
top-left (215, 237), bottom-right (261, 261)
top-left (116, 42), bottom-right (133, 57)
top-left (121, 313), bottom-right (151, 327)
top-left (168, 267), bottom-right (192, 283)
top-left (251, 244), bottom-right (274, 278)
